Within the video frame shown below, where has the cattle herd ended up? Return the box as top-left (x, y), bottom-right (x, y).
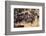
top-left (14, 8), bottom-right (39, 28)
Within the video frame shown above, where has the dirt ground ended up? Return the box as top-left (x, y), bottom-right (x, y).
top-left (14, 18), bottom-right (39, 28)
